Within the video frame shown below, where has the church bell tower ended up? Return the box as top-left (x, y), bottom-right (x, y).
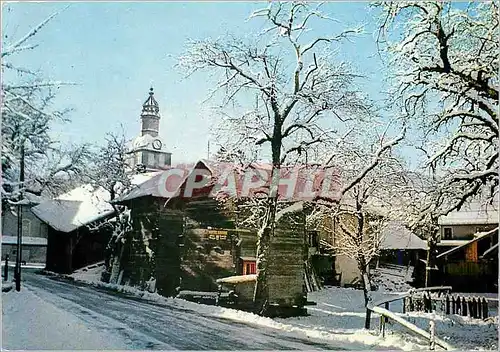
top-left (127, 87), bottom-right (172, 172)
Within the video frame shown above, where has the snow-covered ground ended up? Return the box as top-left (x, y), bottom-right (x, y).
top-left (30, 263), bottom-right (499, 350)
top-left (2, 286), bottom-right (130, 350)
top-left (69, 261), bottom-right (105, 282)
top-left (49, 265), bottom-right (495, 351)
top-left (285, 287), bottom-right (498, 351)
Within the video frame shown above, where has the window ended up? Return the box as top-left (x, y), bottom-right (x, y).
top-left (242, 261), bottom-right (256, 275)
top-left (443, 227), bottom-right (453, 240)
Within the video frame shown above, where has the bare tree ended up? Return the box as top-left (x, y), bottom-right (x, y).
top-left (85, 130), bottom-right (135, 284)
top-left (179, 2), bottom-right (370, 314)
top-left (89, 130), bottom-right (133, 202)
top-left (1, 6), bottom-right (89, 206)
top-left (309, 119), bottom-right (407, 319)
top-left (375, 1), bottom-right (498, 220)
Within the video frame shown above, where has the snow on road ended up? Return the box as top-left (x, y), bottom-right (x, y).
top-left (4, 270), bottom-right (497, 350)
top-left (2, 285), bottom-right (129, 350)
top-left (3, 273), bottom-right (347, 350)
top-left (73, 276), bottom-right (497, 351)
top-left (62, 269), bottom-right (427, 350)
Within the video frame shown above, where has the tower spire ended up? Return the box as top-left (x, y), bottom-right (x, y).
top-left (140, 87), bottom-right (160, 136)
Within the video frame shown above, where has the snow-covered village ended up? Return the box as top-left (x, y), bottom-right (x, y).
top-left (1, 1), bottom-right (498, 351)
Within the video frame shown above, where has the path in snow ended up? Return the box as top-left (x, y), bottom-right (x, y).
top-left (8, 272), bottom-right (348, 350)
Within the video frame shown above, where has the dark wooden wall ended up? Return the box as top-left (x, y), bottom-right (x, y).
top-left (267, 208), bottom-right (307, 307)
top-left (45, 226), bottom-right (110, 274)
top-left (121, 195), bottom-right (308, 308)
top-left (46, 228), bottom-right (73, 273)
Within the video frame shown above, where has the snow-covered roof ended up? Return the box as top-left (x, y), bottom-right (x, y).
top-left (239, 256), bottom-right (256, 261)
top-left (216, 274), bottom-right (257, 284)
top-left (380, 221), bottom-right (428, 250)
top-left (129, 172), bottom-right (160, 186)
top-left (2, 236), bottom-right (47, 246)
top-left (437, 240), bottom-right (470, 247)
top-left (127, 134), bottom-right (170, 153)
top-left (116, 171), bottom-right (171, 202)
top-left (30, 173), bottom-right (159, 232)
top-left (31, 185), bottom-right (114, 233)
top-left (438, 201), bottom-right (499, 226)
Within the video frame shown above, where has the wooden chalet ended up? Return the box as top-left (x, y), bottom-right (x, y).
top-left (114, 160), bottom-right (317, 315)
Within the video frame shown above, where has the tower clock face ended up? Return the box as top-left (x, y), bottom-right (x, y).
top-left (152, 139), bottom-right (162, 150)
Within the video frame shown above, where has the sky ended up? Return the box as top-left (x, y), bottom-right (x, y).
top-left (2, 1), bottom-right (390, 164)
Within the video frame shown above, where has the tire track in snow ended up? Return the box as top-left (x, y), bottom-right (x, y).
top-left (23, 273), bottom-right (346, 350)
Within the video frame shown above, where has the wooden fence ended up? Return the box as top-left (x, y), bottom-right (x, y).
top-left (405, 292), bottom-right (491, 319)
top-left (366, 286), bottom-right (454, 351)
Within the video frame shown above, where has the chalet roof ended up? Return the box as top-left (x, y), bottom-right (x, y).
top-left (114, 171), bottom-right (166, 202)
top-left (380, 221), bottom-right (428, 250)
top-left (438, 201), bottom-right (499, 226)
top-left (436, 227), bottom-right (498, 259)
top-left (116, 158), bottom-right (342, 204)
top-left (31, 185), bottom-right (114, 233)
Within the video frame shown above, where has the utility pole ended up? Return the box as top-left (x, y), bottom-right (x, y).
top-left (15, 141), bottom-right (25, 291)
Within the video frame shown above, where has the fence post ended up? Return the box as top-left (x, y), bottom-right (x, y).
top-left (365, 309), bottom-right (371, 329)
top-left (467, 298), bottom-right (473, 318)
top-left (445, 295), bottom-right (450, 315)
top-left (384, 302), bottom-right (389, 323)
top-left (409, 295), bottom-right (414, 312)
top-left (429, 320), bottom-right (436, 351)
top-left (379, 315), bottom-right (385, 337)
top-left (461, 297), bottom-right (467, 316)
top-left (425, 293), bottom-right (432, 312)
top-left (482, 298), bottom-right (488, 319)
top-left (471, 297), bottom-right (477, 318)
top-left (403, 297), bottom-right (406, 314)
top-left (476, 297), bottom-right (483, 319)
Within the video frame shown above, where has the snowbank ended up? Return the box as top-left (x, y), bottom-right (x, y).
top-left (70, 261), bottom-right (105, 282)
top-left (216, 274), bottom-right (256, 284)
top-left (2, 286), bottom-right (129, 350)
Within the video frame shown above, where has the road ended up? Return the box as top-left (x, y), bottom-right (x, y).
top-left (18, 272), bottom-right (346, 350)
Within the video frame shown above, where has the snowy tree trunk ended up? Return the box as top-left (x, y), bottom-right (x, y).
top-left (109, 244), bottom-right (125, 284)
top-left (253, 196), bottom-right (277, 315)
top-left (425, 232), bottom-right (437, 287)
top-left (117, 270), bottom-right (124, 286)
top-left (362, 268), bottom-right (373, 330)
